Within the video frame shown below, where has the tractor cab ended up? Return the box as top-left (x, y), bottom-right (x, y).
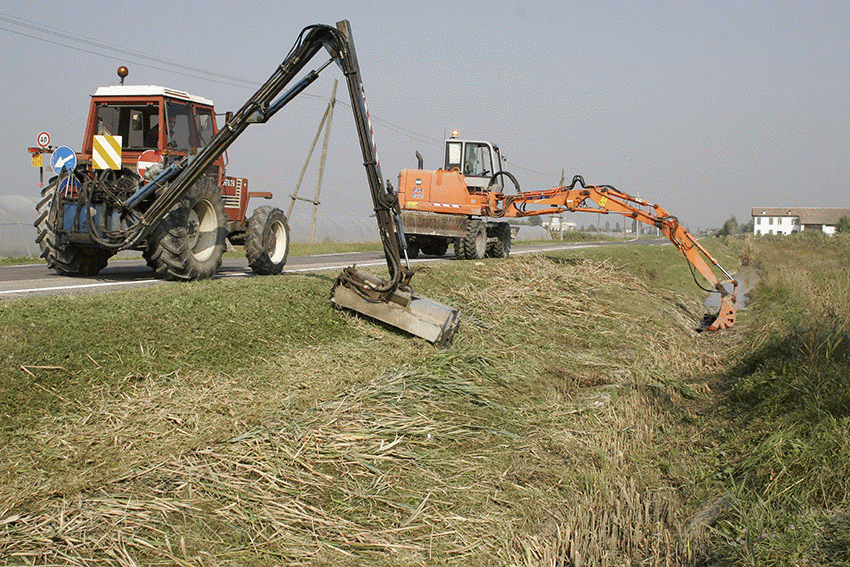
top-left (443, 131), bottom-right (504, 192)
top-left (81, 85), bottom-right (221, 176)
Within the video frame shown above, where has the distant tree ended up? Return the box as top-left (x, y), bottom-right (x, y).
top-left (740, 219), bottom-right (754, 234)
top-left (527, 215), bottom-right (542, 226)
top-left (615, 222), bottom-right (621, 232)
top-left (604, 220), bottom-right (610, 232)
top-left (716, 216), bottom-right (739, 237)
top-left (837, 216), bottom-right (850, 233)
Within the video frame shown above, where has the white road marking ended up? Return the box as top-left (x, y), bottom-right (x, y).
top-left (0, 279), bottom-right (159, 295)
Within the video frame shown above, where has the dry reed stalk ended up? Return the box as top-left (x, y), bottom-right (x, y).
top-left (2, 254), bottom-right (724, 565)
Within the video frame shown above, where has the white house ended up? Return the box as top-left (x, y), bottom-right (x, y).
top-left (543, 216), bottom-right (577, 232)
top-left (751, 207), bottom-right (850, 236)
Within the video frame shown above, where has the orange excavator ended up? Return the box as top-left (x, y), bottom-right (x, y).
top-left (397, 135), bottom-right (737, 332)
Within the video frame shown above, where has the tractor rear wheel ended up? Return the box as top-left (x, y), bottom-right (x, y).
top-left (35, 177), bottom-right (112, 276)
top-left (458, 219), bottom-right (486, 260)
top-left (146, 177), bottom-right (226, 280)
top-left (245, 206), bottom-right (290, 275)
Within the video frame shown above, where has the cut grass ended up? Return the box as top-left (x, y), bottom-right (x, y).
top-left (1, 246), bottom-right (726, 565)
top-left (1, 234), bottom-right (846, 565)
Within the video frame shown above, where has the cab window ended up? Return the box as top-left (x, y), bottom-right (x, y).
top-left (445, 141), bottom-right (463, 171)
top-left (95, 103), bottom-right (159, 150)
top-left (195, 107), bottom-right (216, 146)
top-left (463, 142), bottom-right (493, 177)
top-left (165, 101), bottom-right (197, 152)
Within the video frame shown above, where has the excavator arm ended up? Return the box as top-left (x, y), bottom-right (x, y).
top-left (489, 175), bottom-right (737, 331)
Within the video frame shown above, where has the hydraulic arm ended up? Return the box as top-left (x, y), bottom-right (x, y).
top-left (489, 175), bottom-right (738, 331)
top-left (85, 21), bottom-right (459, 345)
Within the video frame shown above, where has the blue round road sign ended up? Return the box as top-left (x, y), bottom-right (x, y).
top-left (51, 146), bottom-right (77, 175)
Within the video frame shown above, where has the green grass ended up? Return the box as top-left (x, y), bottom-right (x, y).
top-left (1, 234), bottom-right (847, 565)
top-left (0, 256), bottom-right (44, 266)
top-left (705, 233), bottom-right (850, 567)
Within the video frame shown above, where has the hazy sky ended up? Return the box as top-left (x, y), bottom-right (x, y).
top-left (2, 1), bottom-right (848, 232)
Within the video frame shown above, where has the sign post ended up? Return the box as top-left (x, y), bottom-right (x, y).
top-left (30, 132), bottom-right (52, 187)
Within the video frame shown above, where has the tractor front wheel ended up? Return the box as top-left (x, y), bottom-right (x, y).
top-left (35, 177), bottom-right (112, 276)
top-left (245, 206), bottom-right (290, 275)
top-left (146, 177), bottom-right (226, 280)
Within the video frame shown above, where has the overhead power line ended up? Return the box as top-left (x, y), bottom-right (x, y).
top-left (2, 13), bottom-right (554, 180)
top-left (0, 14), bottom-right (257, 87)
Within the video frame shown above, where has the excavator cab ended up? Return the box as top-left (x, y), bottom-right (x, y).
top-left (443, 133), bottom-right (503, 192)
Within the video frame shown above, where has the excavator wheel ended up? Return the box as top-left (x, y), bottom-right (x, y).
top-left (146, 176), bottom-right (227, 280)
top-left (35, 176), bottom-right (112, 276)
top-left (458, 219), bottom-right (486, 260)
top-left (485, 223), bottom-right (512, 258)
top-left (245, 206), bottom-right (290, 275)
top-left (421, 239), bottom-right (449, 257)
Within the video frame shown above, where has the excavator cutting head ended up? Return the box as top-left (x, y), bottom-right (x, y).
top-left (696, 281), bottom-right (738, 332)
top-left (331, 266), bottom-right (461, 347)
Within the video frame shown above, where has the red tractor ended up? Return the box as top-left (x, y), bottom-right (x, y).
top-left (28, 22), bottom-right (461, 346)
top-left (33, 66), bottom-right (289, 279)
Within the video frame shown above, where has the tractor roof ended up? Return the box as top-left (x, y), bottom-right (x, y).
top-left (92, 85), bottom-right (214, 106)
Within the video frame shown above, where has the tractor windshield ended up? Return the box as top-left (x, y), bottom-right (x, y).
top-left (95, 103), bottom-right (160, 150)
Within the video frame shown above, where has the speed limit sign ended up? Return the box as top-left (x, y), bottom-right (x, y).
top-left (37, 131), bottom-right (51, 148)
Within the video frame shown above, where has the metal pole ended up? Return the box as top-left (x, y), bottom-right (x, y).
top-left (310, 80), bottom-right (337, 243)
top-left (287, 84), bottom-right (335, 220)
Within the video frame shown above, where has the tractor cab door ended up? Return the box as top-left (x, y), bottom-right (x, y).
top-left (165, 101), bottom-right (197, 153)
top-left (443, 138), bottom-right (502, 192)
top-left (164, 99), bottom-right (222, 183)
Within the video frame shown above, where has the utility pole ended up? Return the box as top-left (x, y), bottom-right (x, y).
top-left (287, 80), bottom-right (338, 243)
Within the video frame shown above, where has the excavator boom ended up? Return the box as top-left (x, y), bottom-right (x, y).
top-left (491, 175), bottom-right (738, 331)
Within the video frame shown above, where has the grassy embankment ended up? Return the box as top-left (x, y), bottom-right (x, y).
top-left (1, 233), bottom-right (847, 566)
top-left (702, 233), bottom-right (850, 566)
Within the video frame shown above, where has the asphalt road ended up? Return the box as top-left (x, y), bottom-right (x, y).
top-left (0, 239), bottom-right (662, 301)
